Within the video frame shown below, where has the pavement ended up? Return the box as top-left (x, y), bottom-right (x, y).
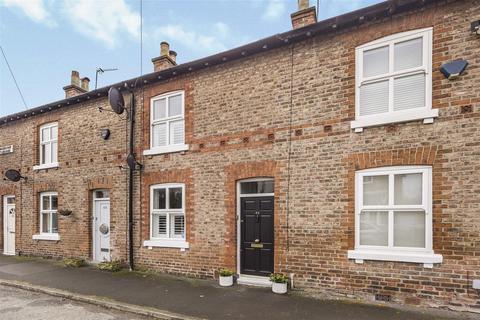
top-left (0, 255), bottom-right (475, 320)
top-left (0, 285), bottom-right (149, 320)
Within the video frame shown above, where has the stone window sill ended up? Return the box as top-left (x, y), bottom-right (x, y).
top-left (33, 162), bottom-right (59, 171)
top-left (350, 108), bottom-right (439, 132)
top-left (143, 239), bottom-right (189, 249)
top-left (33, 234), bottom-right (60, 241)
top-left (348, 249), bottom-right (443, 268)
top-left (143, 144), bottom-right (189, 156)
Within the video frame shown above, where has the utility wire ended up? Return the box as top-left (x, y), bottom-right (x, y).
top-left (140, 0), bottom-right (143, 77)
top-left (1, 46), bottom-right (28, 110)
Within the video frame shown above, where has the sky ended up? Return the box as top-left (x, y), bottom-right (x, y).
top-left (0, 0), bottom-right (382, 117)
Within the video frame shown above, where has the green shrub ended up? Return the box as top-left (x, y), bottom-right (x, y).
top-left (97, 260), bottom-right (123, 272)
top-left (269, 273), bottom-right (288, 283)
top-left (62, 258), bottom-right (86, 268)
top-left (219, 268), bottom-right (234, 277)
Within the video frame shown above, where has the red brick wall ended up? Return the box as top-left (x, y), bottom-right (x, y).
top-left (0, 0), bottom-right (478, 311)
top-left (0, 98), bottom-right (129, 261)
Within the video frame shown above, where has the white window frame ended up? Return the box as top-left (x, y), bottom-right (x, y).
top-left (143, 183), bottom-right (189, 249)
top-left (351, 28), bottom-right (438, 132)
top-left (348, 166), bottom-right (442, 267)
top-left (143, 91), bottom-right (189, 156)
top-left (33, 192), bottom-right (60, 241)
top-left (34, 122), bottom-right (59, 170)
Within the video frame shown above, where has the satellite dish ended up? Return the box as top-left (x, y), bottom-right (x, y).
top-left (127, 154), bottom-right (136, 170)
top-left (108, 87), bottom-right (125, 114)
top-left (5, 169), bottom-right (25, 182)
top-left (126, 154), bottom-right (142, 170)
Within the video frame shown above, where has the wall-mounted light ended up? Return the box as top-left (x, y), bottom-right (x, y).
top-left (101, 128), bottom-right (110, 140)
top-left (471, 20), bottom-right (480, 35)
top-left (440, 59), bottom-right (468, 80)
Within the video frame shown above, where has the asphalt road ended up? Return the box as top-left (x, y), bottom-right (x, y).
top-left (0, 285), bottom-right (147, 320)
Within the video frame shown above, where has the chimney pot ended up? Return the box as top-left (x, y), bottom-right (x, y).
top-left (81, 77), bottom-right (90, 91)
top-left (71, 70), bottom-right (80, 86)
top-left (160, 42), bottom-right (170, 56)
top-left (169, 50), bottom-right (177, 63)
top-left (298, 0), bottom-right (309, 10)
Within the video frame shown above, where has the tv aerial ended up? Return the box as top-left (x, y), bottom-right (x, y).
top-left (95, 67), bottom-right (118, 89)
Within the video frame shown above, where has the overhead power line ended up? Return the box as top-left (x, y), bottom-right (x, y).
top-left (1, 45), bottom-right (28, 110)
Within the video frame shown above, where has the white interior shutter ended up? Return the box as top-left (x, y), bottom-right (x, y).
top-left (168, 94), bottom-right (183, 117)
top-left (171, 214), bottom-right (185, 238)
top-left (52, 142), bottom-right (58, 163)
top-left (169, 120), bottom-right (184, 145)
top-left (363, 45), bottom-right (389, 78)
top-left (152, 98), bottom-right (166, 120)
top-left (51, 125), bottom-right (58, 140)
top-left (41, 127), bottom-right (50, 142)
top-left (44, 143), bottom-right (52, 164)
top-left (393, 73), bottom-right (425, 111)
top-left (152, 123), bottom-right (167, 147)
top-left (359, 80), bottom-right (389, 116)
top-left (394, 37), bottom-right (423, 71)
top-left (153, 214), bottom-right (167, 237)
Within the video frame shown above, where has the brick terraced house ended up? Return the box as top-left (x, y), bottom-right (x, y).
top-left (1, 0), bottom-right (479, 312)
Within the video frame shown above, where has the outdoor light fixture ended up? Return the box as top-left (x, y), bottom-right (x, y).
top-left (471, 20), bottom-right (480, 35)
top-left (440, 59), bottom-right (468, 80)
top-left (100, 128), bottom-right (111, 140)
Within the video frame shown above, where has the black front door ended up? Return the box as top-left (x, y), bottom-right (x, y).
top-left (240, 196), bottom-right (274, 276)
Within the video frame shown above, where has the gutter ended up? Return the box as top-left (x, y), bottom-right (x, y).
top-left (0, 0), bottom-right (440, 126)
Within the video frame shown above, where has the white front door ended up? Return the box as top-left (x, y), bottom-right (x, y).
top-left (3, 196), bottom-right (15, 255)
top-left (93, 199), bottom-right (110, 262)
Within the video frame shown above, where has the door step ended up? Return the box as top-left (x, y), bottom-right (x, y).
top-left (237, 275), bottom-right (271, 287)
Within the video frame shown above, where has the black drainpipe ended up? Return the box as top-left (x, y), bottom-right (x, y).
top-left (128, 89), bottom-right (135, 271)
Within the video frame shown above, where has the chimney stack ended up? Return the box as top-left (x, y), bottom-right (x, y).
top-left (63, 70), bottom-right (88, 98)
top-left (152, 42), bottom-right (177, 72)
top-left (291, 0), bottom-right (317, 29)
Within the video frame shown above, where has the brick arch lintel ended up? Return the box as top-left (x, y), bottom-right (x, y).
top-left (223, 160), bottom-right (286, 273)
top-left (341, 145), bottom-right (443, 251)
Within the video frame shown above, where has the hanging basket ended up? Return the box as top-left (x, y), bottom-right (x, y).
top-left (59, 209), bottom-right (73, 216)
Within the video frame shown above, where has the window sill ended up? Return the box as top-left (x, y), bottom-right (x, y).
top-left (32, 234), bottom-right (60, 241)
top-left (347, 249), bottom-right (442, 268)
top-left (351, 108), bottom-right (439, 132)
top-left (33, 162), bottom-right (59, 171)
top-left (143, 239), bottom-right (189, 249)
top-left (143, 144), bottom-right (189, 156)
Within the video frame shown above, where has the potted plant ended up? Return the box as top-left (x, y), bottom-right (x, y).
top-left (218, 268), bottom-right (234, 287)
top-left (269, 273), bottom-right (288, 294)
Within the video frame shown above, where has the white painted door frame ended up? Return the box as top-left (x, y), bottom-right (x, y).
top-left (92, 193), bottom-right (111, 262)
top-left (3, 195), bottom-right (15, 255)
